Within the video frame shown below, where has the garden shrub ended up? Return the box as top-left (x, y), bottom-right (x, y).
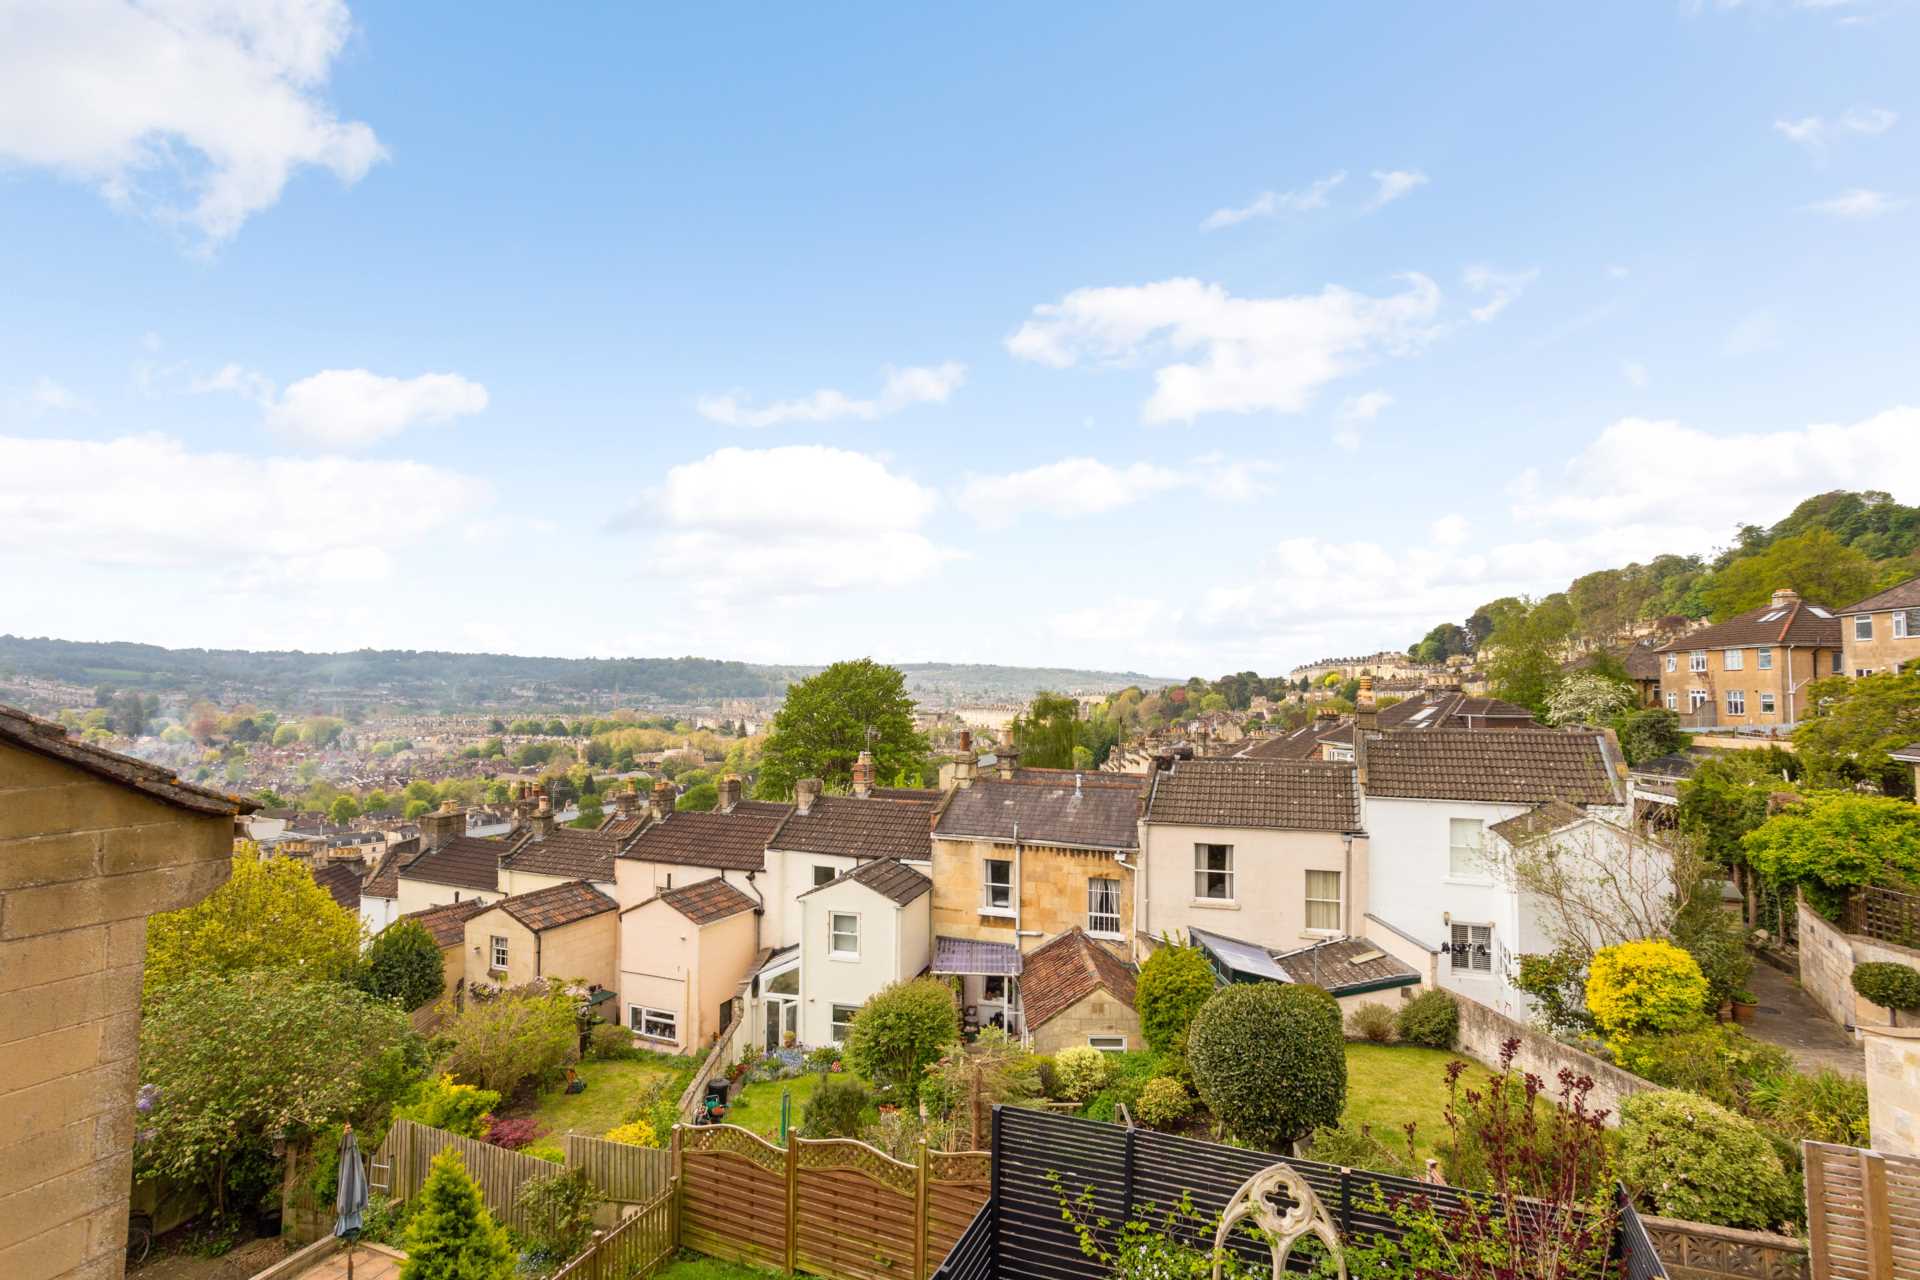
top-left (1585, 940), bottom-right (1710, 1039)
top-left (1132, 1076), bottom-right (1192, 1130)
top-left (843, 977), bottom-right (958, 1101)
top-left (1619, 1091), bottom-right (1794, 1230)
top-left (1031, 1054), bottom-right (1058, 1100)
top-left (1052, 1046), bottom-right (1110, 1102)
top-left (1755, 1067), bottom-right (1871, 1147)
top-left (921, 1030), bottom-right (1041, 1124)
top-left (1670, 880), bottom-right (1754, 1010)
top-left (1135, 942), bottom-right (1217, 1055)
top-left (1346, 1001), bottom-right (1397, 1043)
top-left (1079, 1051), bottom-right (1168, 1124)
top-left (802, 1077), bottom-right (872, 1139)
top-left (1514, 950), bottom-right (1595, 1037)
top-left (1610, 1024), bottom-right (1792, 1111)
top-left (1742, 793), bottom-right (1920, 921)
top-left (400, 1150), bottom-right (515, 1280)
top-left (602, 1119), bottom-right (658, 1147)
top-left (1307, 1120), bottom-right (1415, 1179)
top-left (513, 1167), bottom-right (600, 1265)
top-left (1187, 982), bottom-right (1346, 1149)
top-left (438, 985), bottom-right (578, 1095)
top-left (803, 1043), bottom-right (843, 1073)
top-left (1852, 961), bottom-right (1920, 1011)
top-left (586, 1022), bottom-right (636, 1060)
top-left (359, 919), bottom-right (446, 1011)
top-left (481, 1116), bottom-right (546, 1150)
top-left (1394, 989), bottom-right (1459, 1049)
top-left (394, 1074), bottom-right (500, 1138)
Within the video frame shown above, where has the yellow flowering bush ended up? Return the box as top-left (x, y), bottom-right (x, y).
top-left (1585, 939), bottom-right (1710, 1039)
top-left (602, 1118), bottom-right (659, 1147)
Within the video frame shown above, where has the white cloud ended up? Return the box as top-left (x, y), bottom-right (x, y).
top-left (696, 363), bottom-right (965, 428)
top-left (1723, 308), bottom-right (1784, 356)
top-left (1006, 275), bottom-right (1443, 423)
top-left (1364, 169), bottom-right (1428, 210)
top-left (1463, 265), bottom-right (1538, 322)
top-left (1842, 106), bottom-right (1898, 134)
top-left (1777, 107), bottom-right (1897, 158)
top-left (1340, 390), bottom-right (1394, 421)
top-left (1200, 171), bottom-right (1346, 231)
top-left (1808, 188), bottom-right (1906, 218)
top-left (0, 0), bottom-right (385, 244)
top-left (0, 432), bottom-right (485, 581)
top-left (28, 377), bottom-right (86, 412)
top-left (1429, 514), bottom-right (1470, 548)
top-left (1607, 264), bottom-right (1631, 280)
top-left (628, 446), bottom-right (949, 598)
top-left (1622, 360), bottom-right (1648, 389)
top-left (1775, 115), bottom-right (1827, 153)
top-left (267, 370), bottom-right (490, 447)
top-left (955, 453), bottom-right (1274, 528)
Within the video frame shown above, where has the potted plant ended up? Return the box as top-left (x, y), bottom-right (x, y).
top-left (1730, 989), bottom-right (1758, 1023)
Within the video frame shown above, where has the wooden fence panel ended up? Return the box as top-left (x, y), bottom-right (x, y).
top-left (565, 1134), bottom-right (672, 1205)
top-left (925, 1151), bottom-right (992, 1269)
top-left (1804, 1142), bottom-right (1920, 1280)
top-left (373, 1119), bottom-right (563, 1237)
top-left (794, 1140), bottom-right (920, 1280)
top-left (553, 1183), bottom-right (678, 1280)
top-left (678, 1125), bottom-right (789, 1273)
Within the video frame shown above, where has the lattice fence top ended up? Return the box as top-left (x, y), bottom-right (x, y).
top-left (796, 1136), bottom-right (918, 1196)
top-left (682, 1122), bottom-right (787, 1174)
top-left (928, 1150), bottom-right (992, 1184)
top-left (1806, 1141), bottom-right (1920, 1280)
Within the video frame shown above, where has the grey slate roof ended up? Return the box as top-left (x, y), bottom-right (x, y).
top-left (1652, 597), bottom-right (1842, 652)
top-left (797, 857), bottom-right (932, 906)
top-left (399, 835), bottom-right (505, 892)
top-left (934, 775), bottom-right (1144, 851)
top-left (619, 800), bottom-right (792, 872)
top-left (1268, 936), bottom-right (1421, 996)
top-left (500, 826), bottom-right (619, 882)
top-left (1145, 757), bottom-right (1359, 831)
top-left (1835, 574), bottom-right (1920, 616)
top-left (1488, 799), bottom-right (1588, 845)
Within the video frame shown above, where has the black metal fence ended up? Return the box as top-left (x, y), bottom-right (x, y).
top-left (932, 1104), bottom-right (1669, 1279)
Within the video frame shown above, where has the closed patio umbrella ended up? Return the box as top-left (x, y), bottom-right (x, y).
top-left (335, 1123), bottom-right (369, 1278)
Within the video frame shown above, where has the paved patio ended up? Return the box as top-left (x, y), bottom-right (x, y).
top-left (279, 1243), bottom-right (404, 1280)
top-left (1744, 958), bottom-right (1865, 1077)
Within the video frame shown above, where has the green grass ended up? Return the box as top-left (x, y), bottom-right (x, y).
top-left (1341, 1042), bottom-right (1481, 1157)
top-left (651, 1253), bottom-right (783, 1279)
top-left (721, 1071), bottom-right (827, 1140)
top-left (524, 1054), bottom-right (695, 1139)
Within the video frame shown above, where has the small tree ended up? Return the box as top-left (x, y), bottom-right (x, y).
top-left (1186, 982), bottom-right (1345, 1149)
top-left (1135, 941), bottom-right (1217, 1055)
top-left (1613, 707), bottom-right (1689, 766)
top-left (843, 977), bottom-right (958, 1101)
top-left (1743, 792), bottom-right (1920, 920)
top-left (144, 844), bottom-right (363, 997)
top-left (1618, 1091), bottom-right (1794, 1230)
top-left (1545, 672), bottom-right (1635, 727)
top-left (401, 1150), bottom-right (516, 1280)
top-left (514, 1167), bottom-right (600, 1264)
top-left (802, 1077), bottom-right (872, 1138)
top-left (756, 659), bottom-right (930, 798)
top-left (1585, 940), bottom-right (1710, 1038)
top-left (438, 985), bottom-right (579, 1095)
top-left (361, 919), bottom-right (446, 1011)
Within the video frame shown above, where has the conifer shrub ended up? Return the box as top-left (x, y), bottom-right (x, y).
top-left (399, 1150), bottom-right (515, 1280)
top-left (1135, 942), bottom-right (1217, 1054)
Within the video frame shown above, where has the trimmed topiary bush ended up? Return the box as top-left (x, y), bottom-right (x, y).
top-left (1619, 1090), bottom-right (1794, 1230)
top-left (1852, 961), bottom-right (1920, 1012)
top-left (1394, 989), bottom-right (1458, 1049)
top-left (1187, 982), bottom-right (1346, 1150)
top-left (1053, 1046), bottom-right (1111, 1102)
top-left (401, 1149), bottom-right (515, 1280)
top-left (1136, 942), bottom-right (1218, 1055)
top-left (843, 977), bottom-right (959, 1101)
top-left (802, 1076), bottom-right (872, 1138)
top-left (1346, 1001), bottom-right (1397, 1043)
top-left (1133, 1076), bottom-right (1192, 1130)
top-left (1586, 939), bottom-right (1710, 1039)
top-left (601, 1119), bottom-right (659, 1147)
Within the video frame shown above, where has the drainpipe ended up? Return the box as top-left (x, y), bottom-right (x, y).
top-left (1011, 821), bottom-right (1023, 939)
top-left (1342, 833), bottom-right (1354, 936)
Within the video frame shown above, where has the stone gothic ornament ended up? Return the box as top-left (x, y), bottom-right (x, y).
top-left (1211, 1161), bottom-right (1349, 1280)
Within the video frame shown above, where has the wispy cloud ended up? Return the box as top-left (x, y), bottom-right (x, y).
top-left (27, 376), bottom-right (86, 413)
top-left (1808, 188), bottom-right (1906, 218)
top-left (1200, 171), bottom-right (1346, 231)
top-left (1622, 361), bottom-right (1649, 389)
top-left (956, 454), bottom-right (1274, 528)
top-left (1364, 169), bottom-right (1429, 211)
top-left (696, 363), bottom-right (965, 428)
top-left (1463, 265), bottom-right (1539, 322)
top-left (195, 364), bottom-right (491, 448)
top-left (1775, 106), bottom-right (1897, 157)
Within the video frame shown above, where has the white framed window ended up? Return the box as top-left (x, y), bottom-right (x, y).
top-left (1724, 648), bottom-right (1744, 671)
top-left (829, 911), bottom-right (860, 959)
top-left (1857, 668), bottom-right (1872, 678)
top-left (1088, 1034), bottom-right (1128, 1053)
top-left (1757, 648), bottom-right (1773, 670)
top-left (1305, 870), bottom-right (1342, 933)
top-left (1087, 878), bottom-right (1122, 937)
top-left (489, 934), bottom-right (509, 969)
top-left (1449, 922), bottom-right (1493, 974)
top-left (630, 1005), bottom-right (678, 1044)
top-left (1666, 692), bottom-right (1678, 710)
top-left (1689, 651), bottom-right (1707, 673)
top-left (1760, 692), bottom-right (1776, 714)
top-left (1324, 745), bottom-right (1354, 763)
top-left (1726, 690), bottom-right (1746, 716)
top-left (830, 1004), bottom-right (860, 1043)
top-left (813, 865), bottom-right (837, 887)
top-left (1856, 616), bottom-right (1874, 641)
top-left (1896, 612), bottom-right (1912, 639)
top-left (1449, 819), bottom-right (1485, 879)
top-left (1194, 844), bottom-right (1234, 900)
top-left (1689, 689), bottom-right (1709, 711)
top-left (982, 859), bottom-right (1012, 913)
top-left (1665, 654), bottom-right (1677, 673)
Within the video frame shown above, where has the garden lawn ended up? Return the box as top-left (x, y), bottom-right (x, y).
top-left (652, 1253), bottom-right (782, 1279)
top-left (1341, 1043), bottom-right (1482, 1157)
top-left (721, 1071), bottom-right (829, 1140)
top-left (526, 1054), bottom-right (694, 1139)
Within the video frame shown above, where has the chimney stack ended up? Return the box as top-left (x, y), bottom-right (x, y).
top-left (795, 778), bottom-right (821, 816)
top-left (850, 752), bottom-right (874, 799)
top-left (1354, 675), bottom-right (1378, 734)
top-left (716, 775), bottom-right (743, 813)
top-left (958, 730), bottom-right (972, 753)
top-left (1771, 587), bottom-right (1802, 608)
top-left (420, 799), bottom-right (463, 852)
top-left (996, 735), bottom-right (1019, 780)
top-left (531, 795), bottom-right (554, 840)
top-left (613, 785), bottom-right (638, 819)
top-left (650, 777), bottom-right (675, 822)
top-left (952, 752), bottom-right (976, 789)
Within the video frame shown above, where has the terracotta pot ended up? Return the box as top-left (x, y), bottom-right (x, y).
top-left (1731, 1000), bottom-right (1757, 1025)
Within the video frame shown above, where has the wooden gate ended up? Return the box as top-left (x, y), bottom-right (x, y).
top-left (1805, 1141), bottom-right (1920, 1280)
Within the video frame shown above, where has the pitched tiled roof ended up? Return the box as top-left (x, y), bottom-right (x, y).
top-left (1890, 742), bottom-right (1920, 764)
top-left (619, 800), bottom-right (791, 871)
top-left (1652, 597), bottom-right (1842, 652)
top-left (1145, 757), bottom-right (1359, 832)
top-left (500, 826), bottom-right (619, 882)
top-left (1009, 767), bottom-right (1151, 790)
top-left (770, 794), bottom-right (934, 862)
top-left (1363, 730), bottom-right (1620, 805)
top-left (598, 813), bottom-right (650, 840)
top-left (1019, 928), bottom-right (1137, 1028)
top-left (402, 898), bottom-right (491, 947)
top-left (488, 880), bottom-right (618, 931)
top-left (1836, 574), bottom-right (1920, 616)
top-left (798, 857), bottom-right (931, 906)
top-left (0, 703), bottom-right (252, 816)
top-left (1488, 799), bottom-right (1587, 845)
top-left (1269, 936), bottom-right (1419, 997)
top-left (399, 835), bottom-right (504, 892)
top-left (311, 861), bottom-right (363, 912)
top-left (648, 876), bottom-right (757, 926)
top-left (871, 785), bottom-right (938, 800)
top-left (362, 847), bottom-right (405, 900)
top-left (934, 775), bottom-right (1144, 851)
top-left (1238, 723), bottom-right (1334, 760)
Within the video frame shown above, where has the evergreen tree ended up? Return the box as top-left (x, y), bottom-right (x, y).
top-left (360, 919), bottom-right (446, 1011)
top-left (400, 1150), bottom-right (516, 1280)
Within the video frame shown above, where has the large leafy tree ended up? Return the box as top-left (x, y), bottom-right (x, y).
top-left (1699, 528), bottom-right (1887, 620)
top-left (138, 971), bottom-right (417, 1212)
top-left (1743, 792), bottom-right (1920, 919)
top-left (1009, 691), bottom-right (1079, 769)
top-left (1486, 597), bottom-right (1573, 718)
top-left (360, 918), bottom-right (447, 1011)
top-left (756, 659), bottom-right (929, 798)
top-left (145, 844), bottom-right (363, 998)
top-left (1795, 668), bottom-right (1920, 798)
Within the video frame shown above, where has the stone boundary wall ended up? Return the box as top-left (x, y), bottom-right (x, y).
top-left (1452, 989), bottom-right (1655, 1123)
top-left (1798, 897), bottom-right (1920, 1032)
top-left (1864, 1026), bottom-right (1920, 1158)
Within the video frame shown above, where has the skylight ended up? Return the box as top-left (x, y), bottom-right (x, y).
top-left (1759, 610), bottom-right (1785, 622)
top-left (1809, 607), bottom-right (1832, 618)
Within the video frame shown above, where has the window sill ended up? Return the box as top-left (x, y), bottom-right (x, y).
top-left (1443, 878), bottom-right (1496, 889)
top-left (1188, 898), bottom-right (1239, 910)
top-left (1301, 929), bottom-right (1341, 940)
top-left (828, 951), bottom-right (861, 963)
top-left (1087, 930), bottom-right (1125, 942)
top-left (977, 907), bottom-right (1015, 920)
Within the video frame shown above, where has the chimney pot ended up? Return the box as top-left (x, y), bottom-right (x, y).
top-left (958, 730), bottom-right (972, 752)
top-left (717, 775), bottom-right (743, 813)
top-left (1771, 587), bottom-right (1802, 607)
top-left (531, 795), bottom-right (554, 840)
top-left (795, 778), bottom-right (821, 816)
top-left (850, 752), bottom-right (874, 799)
top-left (650, 777), bottom-right (674, 822)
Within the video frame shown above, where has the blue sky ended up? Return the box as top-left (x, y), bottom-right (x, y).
top-left (2, 1), bottom-right (1916, 678)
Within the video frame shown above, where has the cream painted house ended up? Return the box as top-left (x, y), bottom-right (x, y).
top-left (1137, 756), bottom-right (1365, 954)
top-left (1836, 574), bottom-right (1920, 677)
top-left (612, 784), bottom-right (789, 933)
top-left (460, 880), bottom-right (618, 992)
top-left (617, 877), bottom-right (760, 1054)
top-left (794, 858), bottom-right (932, 1048)
top-left (393, 831), bottom-right (507, 914)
